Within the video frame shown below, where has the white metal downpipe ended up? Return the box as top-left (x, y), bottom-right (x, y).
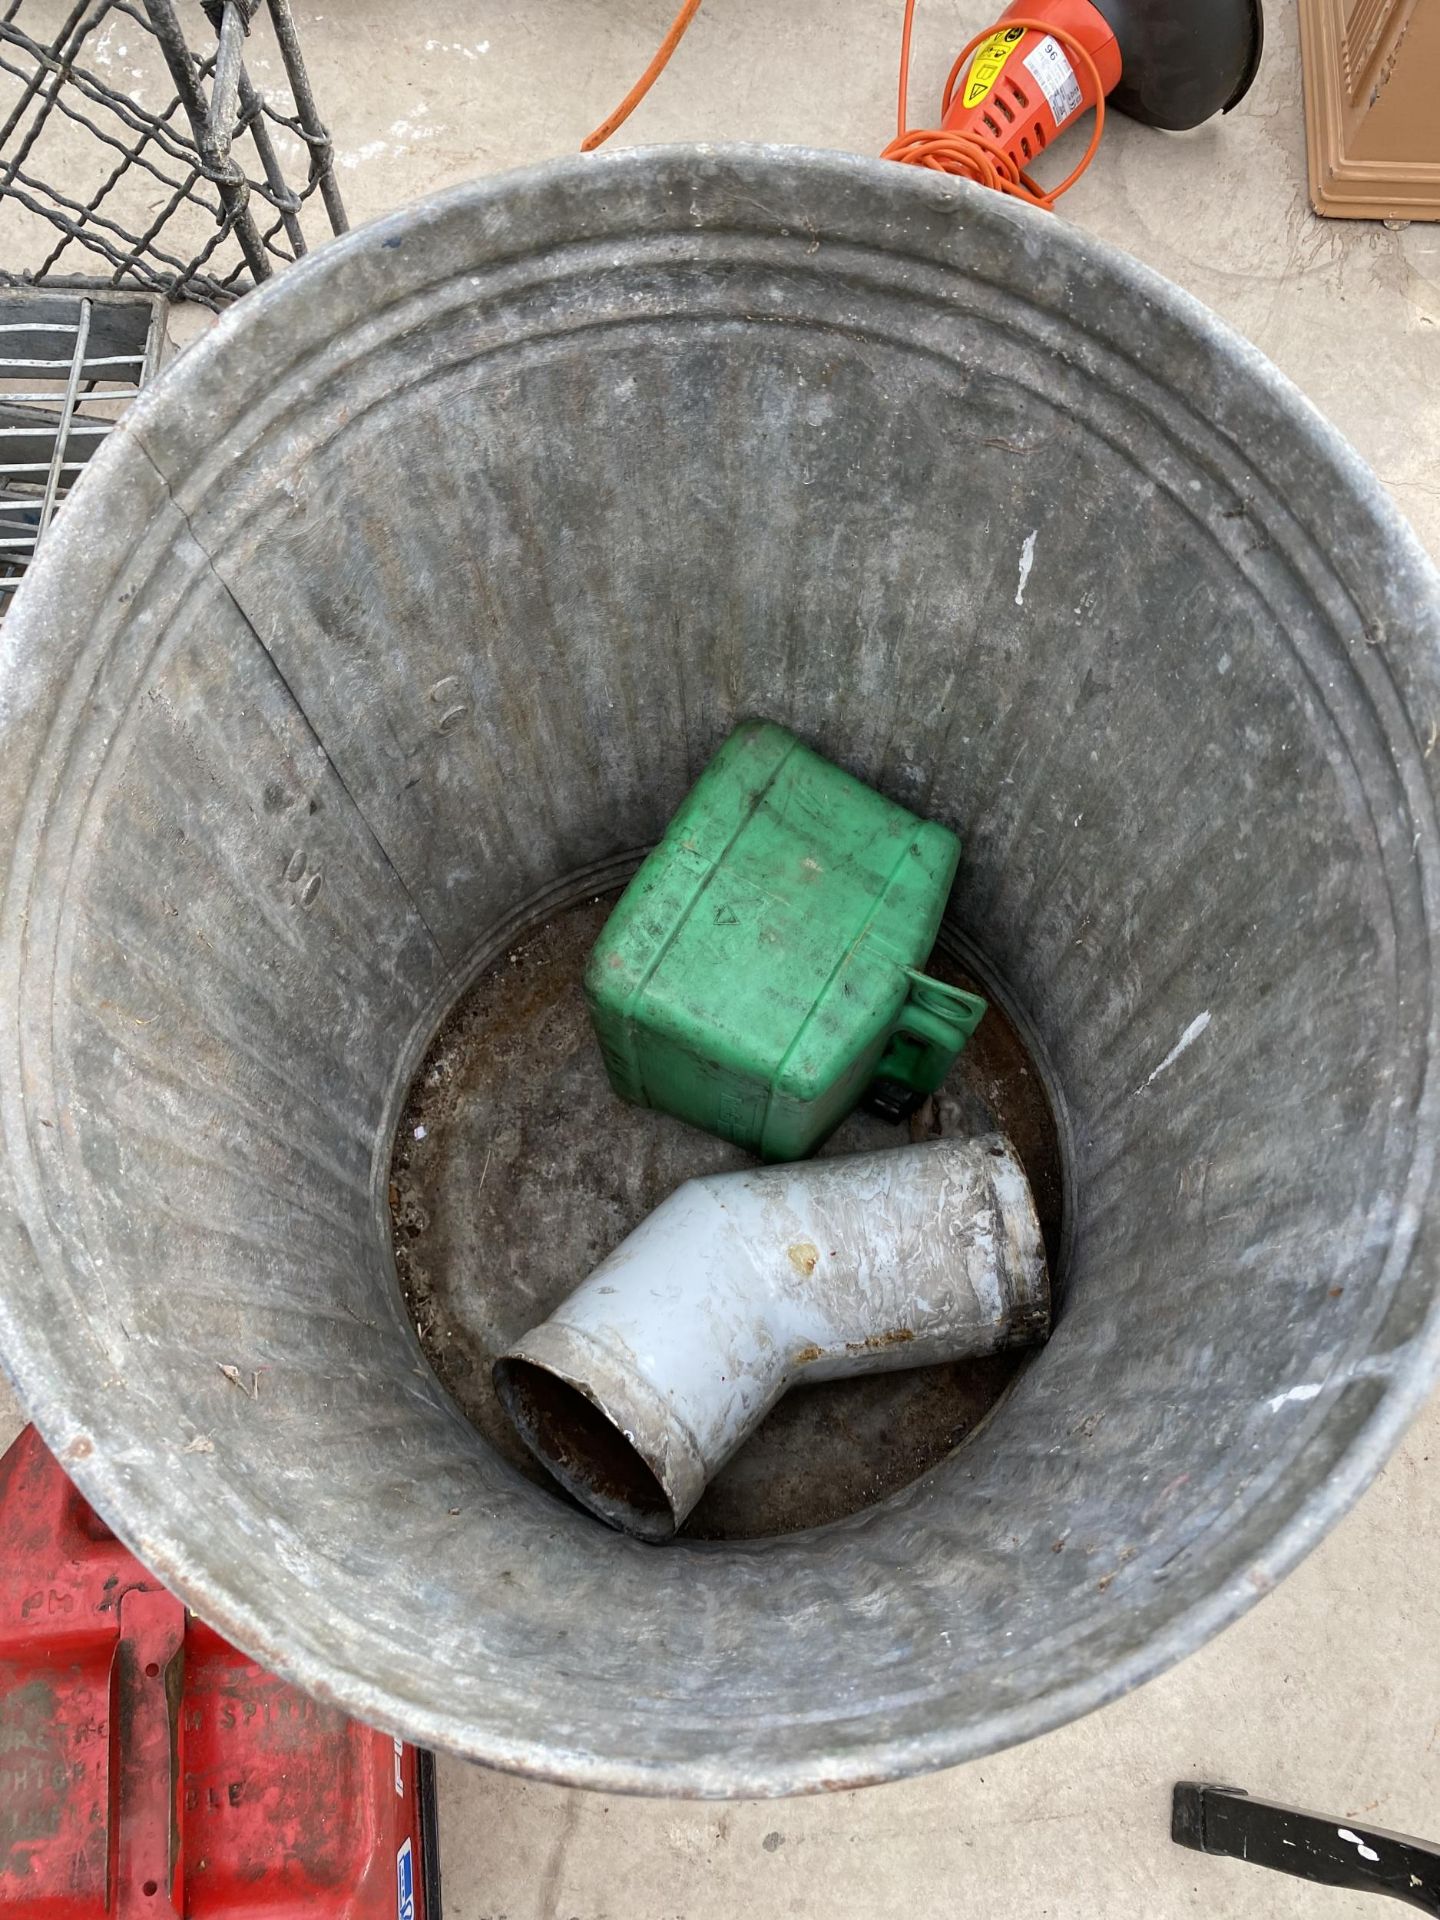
top-left (494, 1136), bottom-right (1049, 1541)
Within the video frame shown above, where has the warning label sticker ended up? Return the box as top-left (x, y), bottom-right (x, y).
top-left (1023, 35), bottom-right (1083, 125)
top-left (960, 25), bottom-right (1027, 109)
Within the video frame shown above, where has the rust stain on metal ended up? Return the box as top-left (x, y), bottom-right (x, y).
top-left (787, 1241), bottom-right (819, 1276)
top-left (817, 1772), bottom-right (887, 1794)
top-left (791, 1344), bottom-right (825, 1366)
top-left (844, 1327), bottom-right (915, 1354)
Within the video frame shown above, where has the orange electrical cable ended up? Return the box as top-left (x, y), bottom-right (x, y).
top-left (583, 0), bottom-right (1103, 212)
top-left (582, 0), bottom-right (705, 152)
top-left (883, 5), bottom-right (1105, 209)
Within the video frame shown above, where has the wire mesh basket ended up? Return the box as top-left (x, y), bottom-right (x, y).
top-left (0, 0), bottom-right (347, 308)
top-left (0, 287), bottom-right (162, 613)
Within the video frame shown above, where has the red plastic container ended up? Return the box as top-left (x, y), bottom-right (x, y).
top-left (0, 1424), bottom-right (439, 1920)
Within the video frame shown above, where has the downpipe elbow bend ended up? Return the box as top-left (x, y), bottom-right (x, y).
top-left (494, 1135), bottom-right (1049, 1541)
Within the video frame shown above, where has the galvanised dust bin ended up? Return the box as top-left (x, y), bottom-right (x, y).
top-left (1, 146), bottom-right (1438, 1798)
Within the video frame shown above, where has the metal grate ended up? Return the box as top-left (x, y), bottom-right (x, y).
top-left (0, 0), bottom-right (346, 308)
top-left (0, 288), bottom-right (161, 613)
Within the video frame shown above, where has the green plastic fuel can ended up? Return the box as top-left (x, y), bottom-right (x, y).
top-left (585, 721), bottom-right (986, 1161)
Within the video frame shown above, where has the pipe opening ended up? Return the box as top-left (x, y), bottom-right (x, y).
top-left (493, 1356), bottom-right (677, 1541)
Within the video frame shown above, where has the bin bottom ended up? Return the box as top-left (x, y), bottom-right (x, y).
top-left (390, 891), bottom-right (1062, 1540)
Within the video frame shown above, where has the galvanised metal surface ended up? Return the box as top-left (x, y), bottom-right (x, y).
top-left (1, 145), bottom-right (1439, 1798)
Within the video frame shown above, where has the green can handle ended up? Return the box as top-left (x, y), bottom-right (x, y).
top-left (873, 970), bottom-right (988, 1099)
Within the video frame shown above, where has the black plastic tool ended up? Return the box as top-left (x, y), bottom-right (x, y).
top-left (1091, 0), bottom-right (1264, 129)
top-left (1174, 1782), bottom-right (1440, 1914)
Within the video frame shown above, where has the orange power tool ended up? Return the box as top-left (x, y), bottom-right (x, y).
top-left (586, 0), bottom-right (1264, 213)
top-left (884, 0), bottom-right (1263, 206)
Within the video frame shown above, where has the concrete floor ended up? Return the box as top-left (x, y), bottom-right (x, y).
top-left (3, 2), bottom-right (1440, 1915)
